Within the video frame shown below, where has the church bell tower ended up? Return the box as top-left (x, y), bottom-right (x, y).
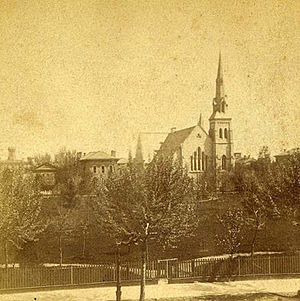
top-left (209, 53), bottom-right (233, 171)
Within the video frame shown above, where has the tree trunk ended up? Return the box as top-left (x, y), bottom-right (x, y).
top-left (116, 246), bottom-right (122, 301)
top-left (59, 235), bottom-right (63, 267)
top-left (4, 240), bottom-right (8, 270)
top-left (139, 241), bottom-right (147, 301)
top-left (251, 224), bottom-right (259, 257)
top-left (82, 230), bottom-right (86, 258)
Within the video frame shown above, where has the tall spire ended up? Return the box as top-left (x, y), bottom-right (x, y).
top-left (134, 134), bottom-right (144, 168)
top-left (215, 51), bottom-right (225, 99)
top-left (198, 113), bottom-right (202, 126)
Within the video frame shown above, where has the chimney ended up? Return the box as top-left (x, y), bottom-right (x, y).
top-left (111, 150), bottom-right (116, 157)
top-left (8, 147), bottom-right (16, 161)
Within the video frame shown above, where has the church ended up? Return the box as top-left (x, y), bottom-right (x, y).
top-left (159, 54), bottom-right (234, 176)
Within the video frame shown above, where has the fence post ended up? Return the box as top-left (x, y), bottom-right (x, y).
top-left (268, 255), bottom-right (271, 275)
top-left (238, 257), bottom-right (241, 276)
top-left (70, 266), bottom-right (74, 285)
top-left (191, 259), bottom-right (195, 277)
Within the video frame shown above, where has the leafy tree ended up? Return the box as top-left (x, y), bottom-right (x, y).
top-left (0, 167), bottom-right (45, 268)
top-left (31, 153), bottom-right (52, 167)
top-left (49, 198), bottom-right (74, 266)
top-left (93, 155), bottom-right (198, 301)
top-left (215, 209), bottom-right (245, 257)
top-left (54, 148), bottom-right (91, 207)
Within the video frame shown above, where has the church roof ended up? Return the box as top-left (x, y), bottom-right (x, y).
top-left (209, 110), bottom-right (232, 120)
top-left (159, 126), bottom-right (196, 155)
top-left (80, 151), bottom-right (119, 161)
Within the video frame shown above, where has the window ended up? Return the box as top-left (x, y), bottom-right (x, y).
top-left (224, 128), bottom-right (228, 139)
top-left (101, 166), bottom-right (105, 173)
top-left (93, 166), bottom-right (97, 174)
top-left (197, 147), bottom-right (201, 170)
top-left (190, 156), bottom-right (193, 171)
top-left (205, 155), bottom-right (208, 171)
top-left (109, 165), bottom-right (113, 173)
top-left (202, 151), bottom-right (205, 170)
top-left (219, 128), bottom-right (223, 138)
top-left (194, 151), bottom-right (197, 171)
top-left (222, 155), bottom-right (227, 170)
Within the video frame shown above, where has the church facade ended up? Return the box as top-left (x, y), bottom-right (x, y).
top-left (159, 54), bottom-right (234, 176)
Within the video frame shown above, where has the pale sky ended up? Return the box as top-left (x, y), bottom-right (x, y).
top-left (0, 0), bottom-right (299, 160)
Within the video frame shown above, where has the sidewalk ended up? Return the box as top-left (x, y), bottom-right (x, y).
top-left (0, 278), bottom-right (299, 301)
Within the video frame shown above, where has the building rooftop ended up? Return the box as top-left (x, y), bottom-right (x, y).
top-left (80, 151), bottom-right (119, 161)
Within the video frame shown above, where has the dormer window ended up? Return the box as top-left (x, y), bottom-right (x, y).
top-left (219, 128), bottom-right (223, 138)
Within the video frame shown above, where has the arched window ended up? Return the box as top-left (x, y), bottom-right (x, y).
top-left (222, 155), bottom-right (227, 170)
top-left (194, 151), bottom-right (197, 171)
top-left (202, 151), bottom-right (205, 170)
top-left (190, 155), bottom-right (193, 171)
top-left (197, 147), bottom-right (201, 170)
top-left (224, 128), bottom-right (228, 139)
top-left (219, 128), bottom-right (223, 138)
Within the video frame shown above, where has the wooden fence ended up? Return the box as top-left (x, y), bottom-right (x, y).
top-left (0, 261), bottom-right (158, 291)
top-left (1, 255), bottom-right (300, 291)
top-left (168, 254), bottom-right (300, 281)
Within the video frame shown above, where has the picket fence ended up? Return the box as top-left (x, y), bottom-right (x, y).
top-left (1, 254), bottom-right (300, 291)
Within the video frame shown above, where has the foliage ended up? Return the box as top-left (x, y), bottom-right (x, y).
top-left (0, 167), bottom-right (45, 267)
top-left (215, 209), bottom-right (245, 256)
top-left (54, 148), bottom-right (92, 207)
top-left (92, 154), bottom-right (198, 300)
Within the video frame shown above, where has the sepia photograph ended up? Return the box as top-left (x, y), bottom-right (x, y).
top-left (0, 0), bottom-right (299, 300)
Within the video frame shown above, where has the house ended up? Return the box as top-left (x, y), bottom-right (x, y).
top-left (159, 53), bottom-right (234, 177)
top-left (79, 150), bottom-right (120, 178)
top-left (33, 163), bottom-right (57, 187)
top-left (274, 148), bottom-right (300, 164)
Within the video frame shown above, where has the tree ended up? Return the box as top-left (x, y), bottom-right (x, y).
top-left (93, 155), bottom-right (198, 301)
top-left (49, 198), bottom-right (74, 266)
top-left (0, 167), bottom-right (45, 268)
top-left (54, 148), bottom-right (90, 207)
top-left (215, 209), bottom-right (245, 257)
top-left (31, 153), bottom-right (52, 167)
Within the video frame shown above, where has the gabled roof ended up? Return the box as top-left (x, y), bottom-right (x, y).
top-left (159, 126), bottom-right (196, 155)
top-left (80, 151), bottom-right (119, 161)
top-left (34, 163), bottom-right (57, 172)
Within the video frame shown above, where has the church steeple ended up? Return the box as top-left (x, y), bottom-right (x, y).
top-left (212, 52), bottom-right (227, 114)
top-left (134, 134), bottom-right (144, 168)
top-left (216, 52), bottom-right (225, 100)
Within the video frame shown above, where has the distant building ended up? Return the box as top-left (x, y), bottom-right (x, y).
top-left (274, 148), bottom-right (300, 164)
top-left (33, 163), bottom-right (57, 193)
top-left (79, 150), bottom-right (120, 178)
top-left (0, 147), bottom-right (28, 170)
top-left (234, 153), bottom-right (256, 167)
top-left (159, 54), bottom-right (234, 177)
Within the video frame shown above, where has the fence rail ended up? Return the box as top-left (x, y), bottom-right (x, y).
top-left (168, 255), bottom-right (300, 281)
top-left (1, 254), bottom-right (300, 291)
top-left (0, 261), bottom-right (157, 291)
